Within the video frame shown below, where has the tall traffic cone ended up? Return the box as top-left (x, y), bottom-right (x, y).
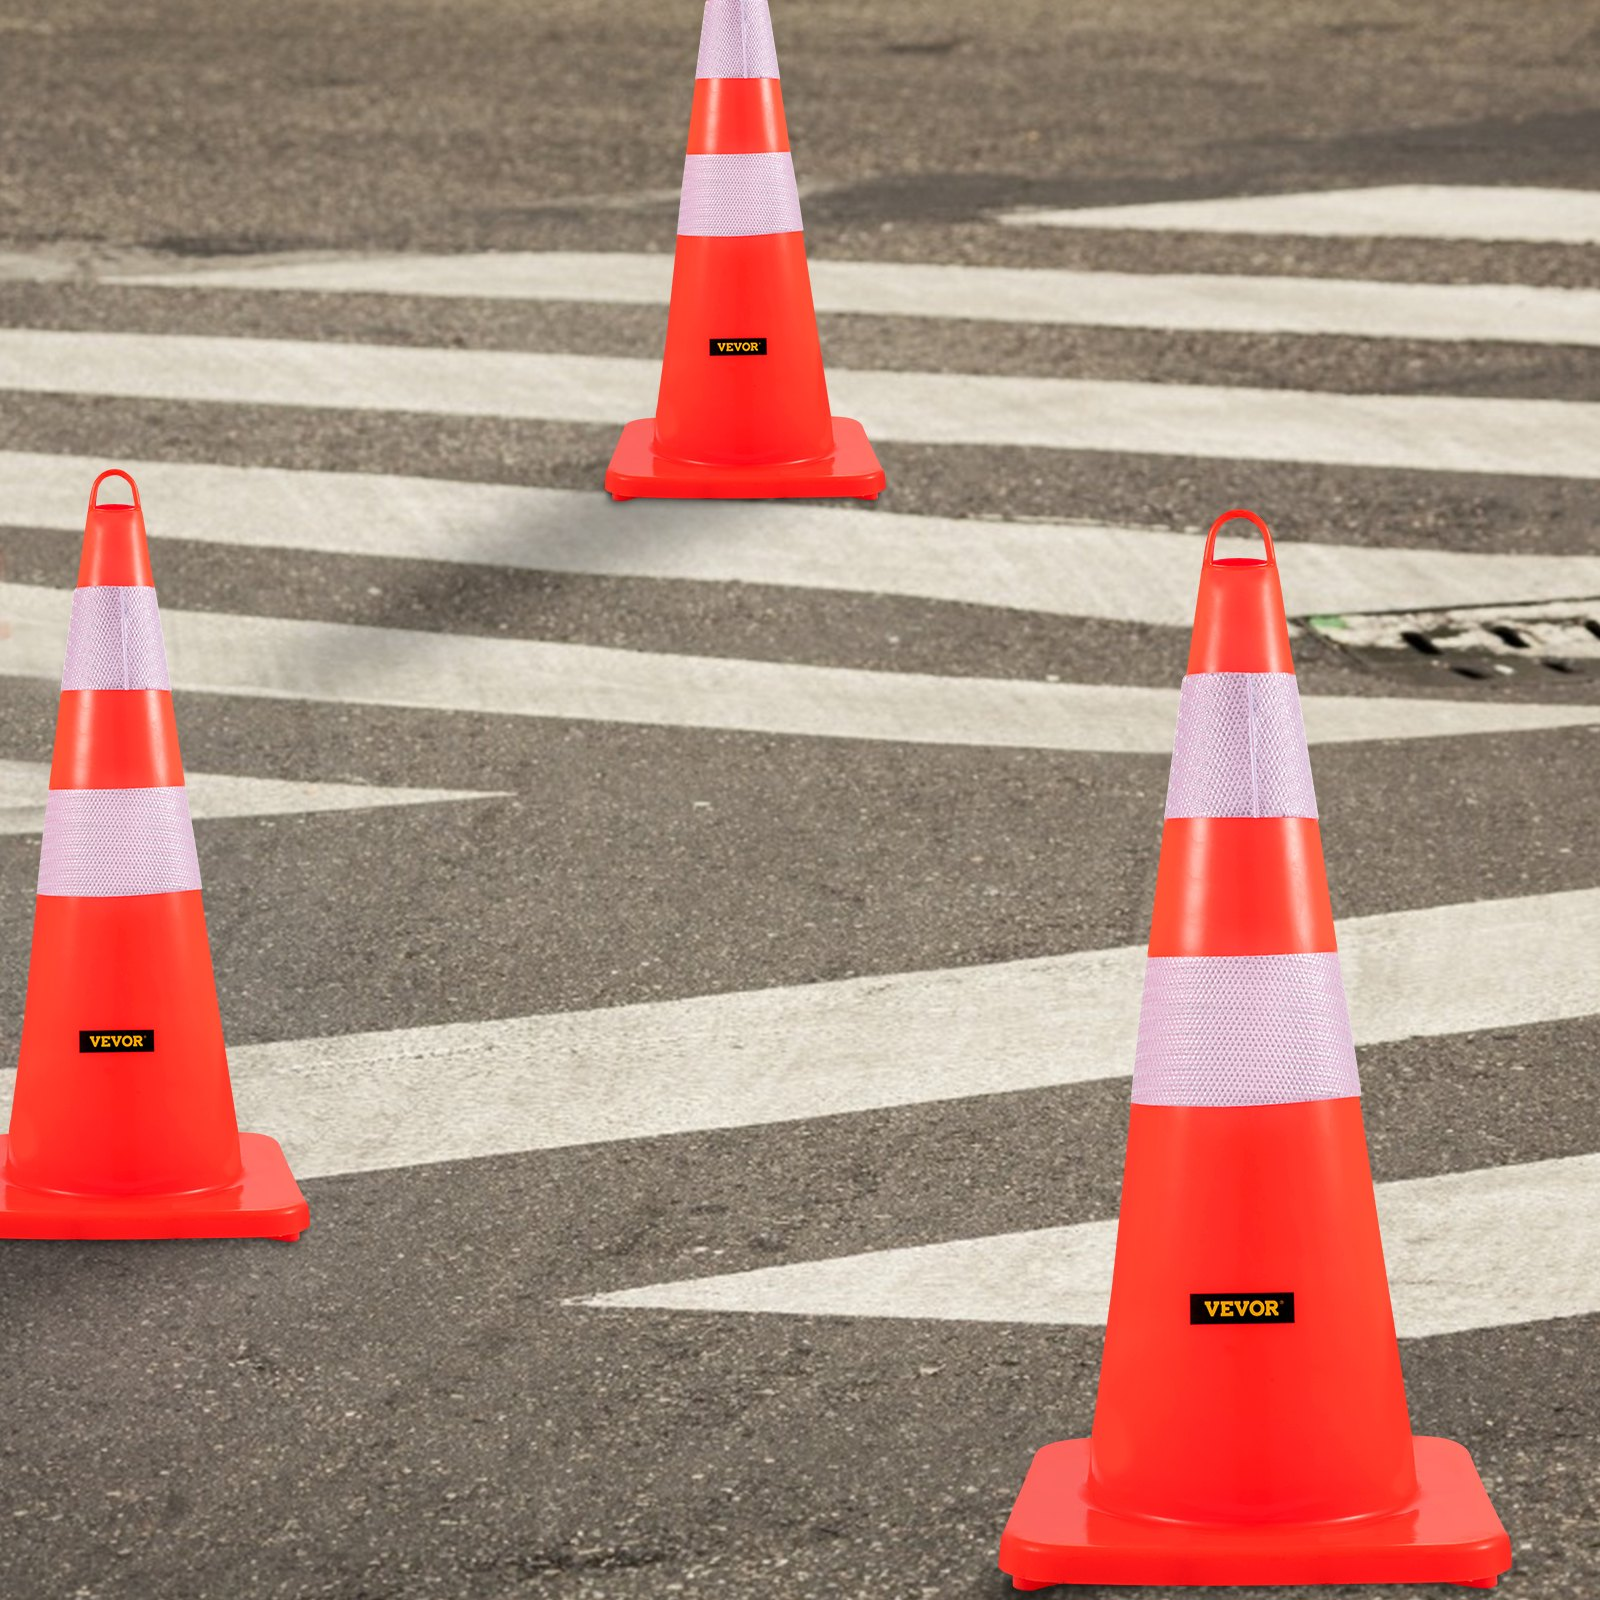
top-left (604, 0), bottom-right (885, 500)
top-left (998, 511), bottom-right (1510, 1589)
top-left (0, 470), bottom-right (308, 1241)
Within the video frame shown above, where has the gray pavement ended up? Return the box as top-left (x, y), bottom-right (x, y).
top-left (1, 2), bottom-right (1597, 1598)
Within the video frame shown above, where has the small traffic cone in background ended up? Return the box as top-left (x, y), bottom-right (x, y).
top-left (0, 470), bottom-right (307, 1241)
top-left (998, 511), bottom-right (1510, 1589)
top-left (604, 0), bottom-right (885, 500)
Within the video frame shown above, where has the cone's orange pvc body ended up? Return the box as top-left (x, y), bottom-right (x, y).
top-left (998, 511), bottom-right (1510, 1589)
top-left (0, 470), bottom-right (308, 1240)
top-left (651, 235), bottom-right (834, 468)
top-left (1091, 1100), bottom-right (1415, 1525)
top-left (604, 0), bottom-right (884, 500)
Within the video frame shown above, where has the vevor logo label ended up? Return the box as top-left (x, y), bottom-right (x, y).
top-left (709, 337), bottom-right (767, 355)
top-left (79, 1030), bottom-right (155, 1053)
top-left (1190, 1292), bottom-right (1294, 1325)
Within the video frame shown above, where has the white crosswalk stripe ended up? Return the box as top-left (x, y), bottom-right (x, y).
top-left (4, 581), bottom-right (1594, 750)
top-left (185, 889), bottom-right (1600, 1177)
top-left (7, 452), bottom-right (1600, 628)
top-left (1, 186), bottom-right (1596, 1352)
top-left (3, 329), bottom-right (1600, 477)
top-left (1000, 184), bottom-right (1600, 244)
top-left (580, 1153), bottom-right (1600, 1340)
top-left (1, 887), bottom-right (1595, 1175)
top-left (0, 759), bottom-right (503, 835)
top-left (106, 251), bottom-right (1600, 347)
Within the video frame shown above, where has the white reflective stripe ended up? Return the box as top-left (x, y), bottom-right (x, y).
top-left (37, 787), bottom-right (202, 898)
top-left (1165, 672), bottom-right (1318, 819)
top-left (1132, 953), bottom-right (1360, 1107)
top-left (696, 0), bottom-right (780, 79)
top-left (678, 151), bottom-right (803, 238)
top-left (60, 586), bottom-right (170, 691)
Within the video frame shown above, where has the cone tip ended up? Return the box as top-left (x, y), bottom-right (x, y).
top-left (79, 468), bottom-right (154, 588)
top-left (1203, 508), bottom-right (1275, 565)
top-left (1187, 509), bottom-right (1293, 674)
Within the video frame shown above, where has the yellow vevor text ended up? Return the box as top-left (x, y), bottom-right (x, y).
top-left (1203, 1299), bottom-right (1279, 1318)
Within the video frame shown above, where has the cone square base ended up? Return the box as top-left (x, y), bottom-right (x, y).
top-left (999, 1437), bottom-right (1510, 1590)
top-left (604, 416), bottom-right (885, 500)
top-left (0, 1132), bottom-right (308, 1241)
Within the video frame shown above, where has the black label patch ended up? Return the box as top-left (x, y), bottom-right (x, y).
top-left (79, 1030), bottom-right (155, 1053)
top-left (709, 337), bottom-right (767, 355)
top-left (1191, 1293), bottom-right (1294, 1325)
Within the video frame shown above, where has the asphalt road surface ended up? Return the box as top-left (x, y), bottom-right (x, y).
top-left (1, 2), bottom-right (1597, 1598)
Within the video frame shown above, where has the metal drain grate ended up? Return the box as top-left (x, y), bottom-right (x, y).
top-left (1306, 598), bottom-right (1600, 683)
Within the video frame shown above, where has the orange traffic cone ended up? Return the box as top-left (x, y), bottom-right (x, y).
top-left (604, 0), bottom-right (885, 500)
top-left (0, 470), bottom-right (308, 1241)
top-left (999, 511), bottom-right (1511, 1589)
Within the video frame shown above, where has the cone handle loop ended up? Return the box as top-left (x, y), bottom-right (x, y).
top-left (1203, 508), bottom-right (1275, 566)
top-left (90, 468), bottom-right (142, 510)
